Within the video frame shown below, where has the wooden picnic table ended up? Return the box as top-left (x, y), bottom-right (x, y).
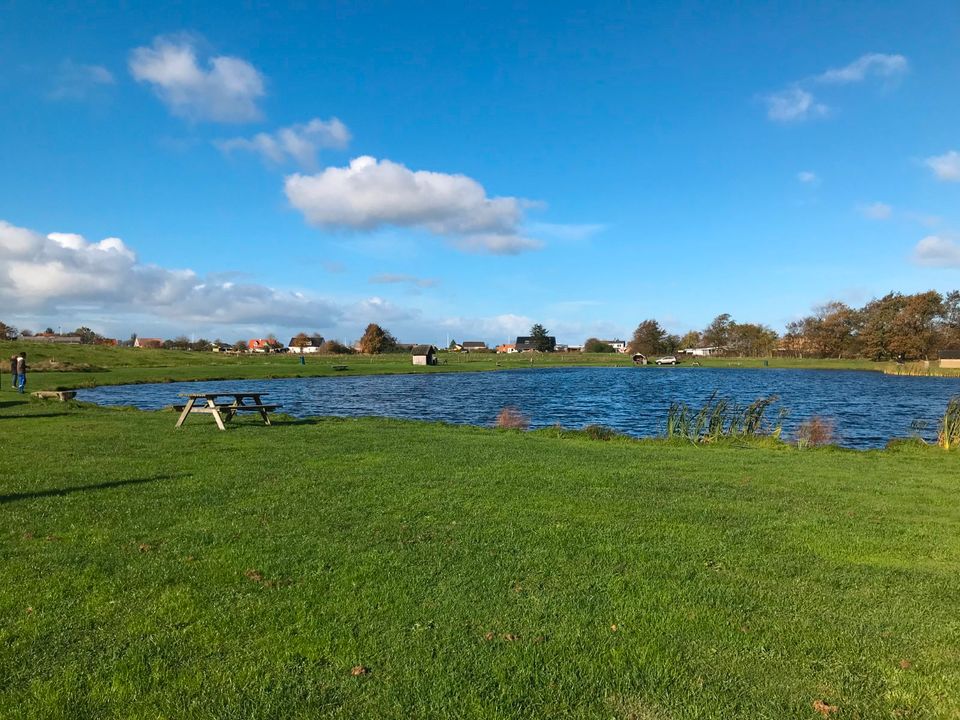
top-left (174, 392), bottom-right (281, 430)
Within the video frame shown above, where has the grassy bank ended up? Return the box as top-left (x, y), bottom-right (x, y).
top-left (0, 340), bottom-right (899, 392)
top-left (1, 397), bottom-right (959, 718)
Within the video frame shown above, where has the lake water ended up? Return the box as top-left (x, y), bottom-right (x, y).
top-left (77, 367), bottom-right (960, 449)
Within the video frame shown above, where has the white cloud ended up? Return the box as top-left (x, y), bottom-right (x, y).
top-left (48, 61), bottom-right (115, 100)
top-left (913, 235), bottom-right (960, 268)
top-left (858, 201), bottom-right (892, 220)
top-left (369, 273), bottom-right (438, 288)
top-left (925, 151), bottom-right (960, 182)
top-left (0, 219), bottom-right (339, 327)
top-left (285, 156), bottom-right (543, 255)
top-left (796, 170), bottom-right (819, 184)
top-left (764, 52), bottom-right (907, 123)
top-left (217, 118), bottom-right (350, 169)
top-left (765, 87), bottom-right (828, 122)
top-left (815, 53), bottom-right (908, 84)
top-left (129, 35), bottom-right (265, 122)
top-left (526, 222), bottom-right (607, 241)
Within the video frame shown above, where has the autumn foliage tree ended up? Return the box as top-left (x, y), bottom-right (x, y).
top-left (358, 323), bottom-right (398, 354)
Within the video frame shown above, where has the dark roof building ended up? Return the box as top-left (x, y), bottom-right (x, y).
top-left (515, 335), bottom-right (557, 352)
top-left (462, 341), bottom-right (488, 351)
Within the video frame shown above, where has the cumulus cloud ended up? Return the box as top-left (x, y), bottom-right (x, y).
top-left (0, 219), bottom-right (339, 327)
top-left (285, 156), bottom-right (543, 254)
top-left (858, 201), bottom-right (892, 220)
top-left (369, 273), bottom-right (438, 289)
top-left (217, 117), bottom-right (350, 169)
top-left (796, 170), bottom-right (819, 184)
top-left (48, 61), bottom-right (115, 100)
top-left (913, 235), bottom-right (960, 268)
top-left (765, 88), bottom-right (828, 122)
top-left (925, 150), bottom-right (960, 182)
top-left (815, 53), bottom-right (908, 84)
top-left (764, 52), bottom-right (907, 123)
top-left (129, 35), bottom-right (265, 122)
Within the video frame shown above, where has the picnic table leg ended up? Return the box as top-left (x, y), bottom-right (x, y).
top-left (175, 398), bottom-right (196, 428)
top-left (207, 399), bottom-right (227, 431)
top-left (252, 394), bottom-right (271, 425)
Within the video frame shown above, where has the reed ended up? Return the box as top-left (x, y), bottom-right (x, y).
top-left (938, 396), bottom-right (960, 450)
top-left (665, 393), bottom-right (784, 443)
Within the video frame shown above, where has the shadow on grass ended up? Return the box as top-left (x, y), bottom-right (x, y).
top-left (0, 474), bottom-right (188, 504)
top-left (0, 412), bottom-right (73, 420)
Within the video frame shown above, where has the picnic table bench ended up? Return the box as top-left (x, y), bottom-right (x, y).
top-left (174, 392), bottom-right (281, 430)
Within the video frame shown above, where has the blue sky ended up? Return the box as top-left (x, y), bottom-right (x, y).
top-left (2, 2), bottom-right (959, 344)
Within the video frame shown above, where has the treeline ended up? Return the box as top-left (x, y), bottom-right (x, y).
top-left (622, 290), bottom-right (960, 360)
top-left (782, 291), bottom-right (960, 360)
top-left (625, 314), bottom-right (779, 357)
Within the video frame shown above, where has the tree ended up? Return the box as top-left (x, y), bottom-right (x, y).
top-left (0, 322), bottom-right (17, 340)
top-left (191, 338), bottom-right (212, 352)
top-left (628, 319), bottom-right (669, 356)
top-left (448, 338), bottom-right (459, 350)
top-left (232, 340), bottom-right (248, 352)
top-left (702, 313), bottom-right (733, 349)
top-left (291, 332), bottom-right (311, 350)
top-left (678, 330), bottom-right (702, 350)
top-left (74, 326), bottom-right (100, 344)
top-left (358, 323), bottom-right (398, 354)
top-left (583, 338), bottom-right (615, 353)
top-left (727, 322), bottom-right (779, 357)
top-left (528, 324), bottom-right (554, 352)
top-left (321, 340), bottom-right (355, 355)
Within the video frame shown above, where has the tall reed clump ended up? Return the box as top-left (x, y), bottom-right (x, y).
top-left (665, 393), bottom-right (785, 443)
top-left (938, 396), bottom-right (960, 450)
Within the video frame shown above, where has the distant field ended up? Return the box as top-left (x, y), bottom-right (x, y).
top-left (0, 341), bottom-right (901, 392)
top-left (1, 397), bottom-right (959, 718)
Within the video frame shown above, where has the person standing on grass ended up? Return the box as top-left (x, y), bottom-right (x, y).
top-left (8, 355), bottom-right (16, 390)
top-left (15, 352), bottom-right (26, 393)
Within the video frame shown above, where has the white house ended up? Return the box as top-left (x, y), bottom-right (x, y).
top-left (601, 339), bottom-right (629, 353)
top-left (288, 335), bottom-right (325, 354)
top-left (686, 346), bottom-right (724, 357)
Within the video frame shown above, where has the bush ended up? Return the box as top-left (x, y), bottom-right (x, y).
top-left (796, 416), bottom-right (835, 448)
top-left (495, 407), bottom-right (529, 430)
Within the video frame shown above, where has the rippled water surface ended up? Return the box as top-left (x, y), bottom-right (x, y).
top-left (78, 367), bottom-right (960, 449)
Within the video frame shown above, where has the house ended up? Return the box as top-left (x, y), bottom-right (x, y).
top-left (462, 341), bottom-right (488, 352)
top-left (211, 342), bottom-right (233, 353)
top-left (288, 335), bottom-right (325, 354)
top-left (940, 347), bottom-right (960, 369)
top-left (134, 337), bottom-right (163, 349)
top-left (685, 346), bottom-right (724, 357)
top-left (496, 343), bottom-right (516, 354)
top-left (412, 344), bottom-right (438, 366)
top-left (601, 339), bottom-right (628, 353)
top-left (248, 338), bottom-right (280, 353)
top-left (515, 335), bottom-right (557, 352)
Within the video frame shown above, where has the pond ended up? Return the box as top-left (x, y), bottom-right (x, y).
top-left (77, 367), bottom-right (960, 449)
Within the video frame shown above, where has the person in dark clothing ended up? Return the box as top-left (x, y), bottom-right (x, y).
top-left (8, 355), bottom-right (16, 390)
top-left (15, 352), bottom-right (26, 393)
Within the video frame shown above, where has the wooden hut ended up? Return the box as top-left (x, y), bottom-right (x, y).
top-left (412, 344), bottom-right (439, 366)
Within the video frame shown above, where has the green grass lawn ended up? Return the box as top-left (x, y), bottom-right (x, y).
top-left (2, 396), bottom-right (959, 718)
